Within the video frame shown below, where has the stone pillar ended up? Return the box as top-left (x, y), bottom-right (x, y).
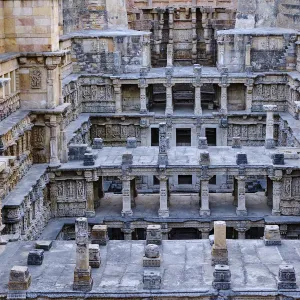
top-left (219, 83), bottom-right (229, 114)
top-left (158, 176), bottom-right (169, 217)
top-left (217, 38), bottom-right (225, 68)
top-left (139, 80), bottom-right (148, 114)
top-left (200, 179), bottom-right (210, 216)
top-left (194, 84), bottom-right (202, 116)
top-left (211, 221), bottom-right (228, 266)
top-left (245, 44), bottom-right (251, 68)
top-left (191, 8), bottom-right (197, 63)
top-left (86, 180), bottom-right (95, 217)
top-left (46, 66), bottom-right (56, 109)
top-left (49, 115), bottom-right (61, 167)
top-left (235, 176), bottom-right (247, 216)
top-left (263, 105), bottom-right (277, 149)
top-left (168, 7), bottom-right (174, 46)
top-left (158, 122), bottom-right (168, 166)
top-left (122, 224), bottom-right (133, 240)
top-left (114, 82), bottom-right (122, 114)
top-left (167, 44), bottom-right (173, 67)
top-left (245, 80), bottom-right (254, 112)
top-left (164, 82), bottom-right (173, 115)
top-left (121, 177), bottom-right (133, 217)
top-left (146, 225), bottom-right (162, 245)
top-left (270, 174), bottom-right (282, 216)
top-left (200, 227), bottom-right (210, 239)
top-left (73, 217), bottom-right (93, 291)
top-left (61, 130), bottom-right (68, 163)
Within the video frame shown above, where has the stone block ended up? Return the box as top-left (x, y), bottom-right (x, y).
top-left (277, 264), bottom-right (297, 290)
top-left (165, 66), bottom-right (174, 77)
top-left (272, 153), bottom-right (284, 165)
top-left (8, 266), bottom-right (31, 291)
top-left (198, 137), bottom-right (208, 149)
top-left (84, 152), bottom-right (95, 166)
top-left (211, 248), bottom-right (228, 266)
top-left (143, 270), bottom-right (161, 289)
top-left (35, 240), bottom-right (52, 251)
top-left (122, 153), bottom-right (133, 166)
top-left (212, 264), bottom-right (231, 290)
top-left (264, 225), bottom-right (281, 246)
top-left (127, 137), bottom-right (137, 148)
top-left (92, 138), bottom-right (103, 149)
top-left (211, 221), bottom-right (228, 266)
top-left (89, 244), bottom-right (101, 268)
top-left (68, 144), bottom-right (88, 161)
top-left (146, 225), bottom-right (162, 245)
top-left (265, 138), bottom-right (275, 149)
top-left (232, 137), bottom-right (241, 148)
top-left (91, 225), bottom-right (109, 245)
top-left (236, 153), bottom-right (248, 165)
top-left (27, 249), bottom-right (44, 266)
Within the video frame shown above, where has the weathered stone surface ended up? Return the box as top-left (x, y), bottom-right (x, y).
top-left (278, 264), bottom-right (297, 290)
top-left (213, 264), bottom-right (231, 290)
top-left (89, 244), bottom-right (101, 268)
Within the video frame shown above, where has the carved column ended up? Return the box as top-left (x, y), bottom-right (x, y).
top-left (219, 83), bottom-right (229, 114)
top-left (194, 84), bottom-right (202, 116)
top-left (269, 174), bottom-right (282, 216)
top-left (122, 223), bottom-right (133, 240)
top-left (113, 82), bottom-right (122, 114)
top-left (164, 83), bottom-right (174, 115)
top-left (49, 115), bottom-right (61, 167)
top-left (121, 177), bottom-right (133, 217)
top-left (263, 105), bottom-right (277, 149)
top-left (217, 37), bottom-right (225, 68)
top-left (200, 227), bottom-right (211, 239)
top-left (61, 130), bottom-right (68, 163)
top-left (46, 66), bottom-right (56, 109)
top-left (158, 175), bottom-right (169, 218)
top-left (73, 217), bottom-right (93, 291)
top-left (245, 79), bottom-right (254, 112)
top-left (86, 181), bottom-right (95, 217)
top-left (168, 7), bottom-right (174, 48)
top-left (235, 176), bottom-right (247, 216)
top-left (139, 79), bottom-right (148, 114)
top-left (191, 8), bottom-right (197, 63)
top-left (200, 179), bottom-right (210, 216)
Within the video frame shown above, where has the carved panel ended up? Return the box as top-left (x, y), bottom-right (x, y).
top-left (30, 68), bottom-right (42, 89)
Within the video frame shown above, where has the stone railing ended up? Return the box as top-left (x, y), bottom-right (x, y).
top-left (0, 92), bottom-right (20, 122)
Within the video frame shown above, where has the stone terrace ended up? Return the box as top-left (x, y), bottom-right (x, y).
top-left (1, 239), bottom-right (300, 296)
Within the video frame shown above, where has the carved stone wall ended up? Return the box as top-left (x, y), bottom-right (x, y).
top-left (55, 180), bottom-right (87, 217)
top-left (227, 116), bottom-right (279, 146)
top-left (2, 172), bottom-right (49, 241)
top-left (90, 117), bottom-right (141, 146)
top-left (80, 77), bottom-right (115, 113)
top-left (281, 172), bottom-right (300, 215)
top-left (122, 85), bottom-right (140, 112)
top-left (71, 34), bottom-right (149, 74)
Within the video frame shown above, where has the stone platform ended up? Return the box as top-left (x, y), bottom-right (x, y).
top-left (1, 239), bottom-right (300, 296)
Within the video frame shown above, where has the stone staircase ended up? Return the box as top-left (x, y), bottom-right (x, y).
top-left (277, 40), bottom-right (297, 71)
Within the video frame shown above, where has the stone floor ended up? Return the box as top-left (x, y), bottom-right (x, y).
top-left (1, 239), bottom-right (300, 294)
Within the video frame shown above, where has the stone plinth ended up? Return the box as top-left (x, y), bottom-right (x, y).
top-left (73, 267), bottom-right (93, 291)
top-left (200, 151), bottom-right (210, 165)
top-left (143, 270), bottom-right (161, 289)
top-left (198, 137), bottom-right (208, 149)
top-left (272, 153), bottom-right (284, 165)
top-left (143, 244), bottom-right (161, 267)
top-left (92, 138), bottom-right (103, 149)
top-left (232, 137), bottom-right (241, 148)
top-left (127, 137), bottom-right (137, 148)
top-left (91, 225), bottom-right (109, 246)
top-left (27, 250), bottom-right (44, 266)
top-left (146, 225), bottom-right (162, 245)
top-left (8, 266), bottom-right (31, 290)
top-left (278, 264), bottom-right (297, 290)
top-left (89, 244), bottom-right (101, 268)
top-left (211, 221), bottom-right (228, 266)
top-left (84, 152), bottom-right (95, 166)
top-left (213, 265), bottom-right (231, 290)
top-left (36, 241), bottom-right (52, 251)
top-left (236, 153), bottom-right (248, 165)
top-left (264, 225), bottom-right (281, 246)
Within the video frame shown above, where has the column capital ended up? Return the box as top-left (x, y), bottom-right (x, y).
top-left (164, 82), bottom-right (174, 88)
top-left (218, 83), bottom-right (230, 88)
top-left (269, 176), bottom-right (282, 181)
top-left (235, 175), bottom-right (246, 181)
top-left (263, 104), bottom-right (277, 112)
top-left (193, 81), bottom-right (203, 88)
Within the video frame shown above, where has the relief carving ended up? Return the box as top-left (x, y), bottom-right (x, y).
top-left (30, 68), bottom-right (42, 89)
